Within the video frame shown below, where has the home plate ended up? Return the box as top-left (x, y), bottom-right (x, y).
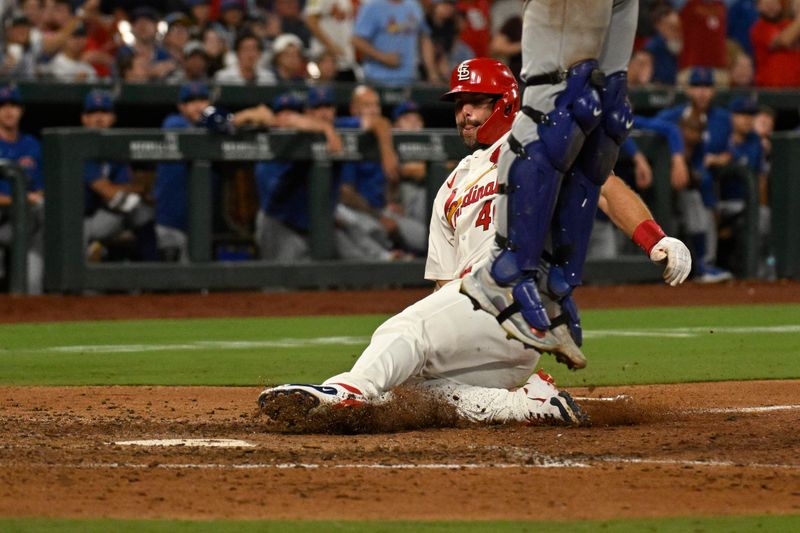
top-left (114, 439), bottom-right (255, 448)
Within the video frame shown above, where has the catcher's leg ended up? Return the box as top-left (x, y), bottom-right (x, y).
top-left (460, 1), bottom-right (618, 362)
top-left (549, 70), bottom-right (634, 296)
top-left (460, 59), bottom-right (604, 362)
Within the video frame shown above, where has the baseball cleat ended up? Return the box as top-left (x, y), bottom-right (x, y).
top-left (460, 267), bottom-right (587, 370)
top-left (257, 383), bottom-right (365, 420)
top-left (522, 370), bottom-right (589, 425)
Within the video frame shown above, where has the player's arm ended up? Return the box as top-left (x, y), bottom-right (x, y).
top-left (351, 36), bottom-right (400, 67)
top-left (232, 104), bottom-right (275, 129)
top-left (361, 115), bottom-right (400, 182)
top-left (281, 113), bottom-right (343, 154)
top-left (599, 174), bottom-right (691, 286)
top-left (304, 13), bottom-right (343, 57)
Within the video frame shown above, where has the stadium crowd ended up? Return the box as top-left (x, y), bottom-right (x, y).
top-left (0, 0), bottom-right (799, 293)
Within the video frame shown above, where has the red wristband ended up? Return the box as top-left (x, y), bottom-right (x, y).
top-left (632, 219), bottom-right (666, 254)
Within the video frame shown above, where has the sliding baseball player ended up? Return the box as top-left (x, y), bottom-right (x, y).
top-left (258, 57), bottom-right (690, 425)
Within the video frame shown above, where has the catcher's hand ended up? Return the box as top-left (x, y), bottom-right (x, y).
top-left (649, 236), bottom-right (691, 286)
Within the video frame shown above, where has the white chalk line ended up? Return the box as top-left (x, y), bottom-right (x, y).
top-left (19, 324), bottom-right (800, 355)
top-left (36, 336), bottom-right (371, 354)
top-left (114, 438), bottom-right (255, 448)
top-left (10, 456), bottom-right (799, 471)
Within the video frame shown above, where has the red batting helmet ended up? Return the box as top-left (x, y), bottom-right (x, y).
top-left (441, 58), bottom-right (520, 145)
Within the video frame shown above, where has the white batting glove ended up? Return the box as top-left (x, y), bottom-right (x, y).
top-left (649, 236), bottom-right (691, 286)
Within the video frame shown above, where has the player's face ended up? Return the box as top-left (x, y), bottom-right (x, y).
top-left (687, 86), bottom-right (714, 112)
top-left (395, 112), bottom-right (424, 131)
top-left (81, 111), bottom-right (115, 129)
top-left (351, 88), bottom-right (381, 118)
top-left (0, 102), bottom-right (23, 130)
top-left (454, 93), bottom-right (494, 149)
top-left (732, 113), bottom-right (754, 135)
top-left (180, 98), bottom-right (211, 124)
top-left (237, 38), bottom-right (261, 69)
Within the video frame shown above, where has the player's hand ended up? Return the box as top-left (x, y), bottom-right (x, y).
top-left (649, 236), bottom-right (691, 286)
top-left (670, 153), bottom-right (689, 190)
top-left (108, 191), bottom-right (142, 214)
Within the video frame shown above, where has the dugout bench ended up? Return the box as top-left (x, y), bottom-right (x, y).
top-left (34, 128), bottom-right (796, 293)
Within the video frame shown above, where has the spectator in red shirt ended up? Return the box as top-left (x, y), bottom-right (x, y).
top-left (679, 0), bottom-right (728, 70)
top-left (751, 0), bottom-right (800, 87)
top-left (456, 0), bottom-right (490, 57)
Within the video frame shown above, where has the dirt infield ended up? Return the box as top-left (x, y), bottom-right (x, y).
top-left (1, 282), bottom-right (799, 521)
top-left (0, 382), bottom-right (798, 520)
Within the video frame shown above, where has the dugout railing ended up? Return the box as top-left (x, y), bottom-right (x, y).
top-left (41, 128), bottom-right (690, 293)
top-left (0, 160), bottom-right (30, 294)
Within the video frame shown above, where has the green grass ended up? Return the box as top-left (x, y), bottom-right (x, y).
top-left (1, 304), bottom-right (798, 387)
top-left (2, 304), bottom-right (799, 530)
top-left (2, 515), bottom-right (800, 533)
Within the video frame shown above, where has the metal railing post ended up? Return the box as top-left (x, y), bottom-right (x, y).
top-left (0, 160), bottom-right (28, 294)
top-left (188, 160), bottom-right (212, 263)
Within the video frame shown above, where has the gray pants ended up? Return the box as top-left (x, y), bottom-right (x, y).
top-left (0, 201), bottom-right (44, 294)
top-left (155, 224), bottom-right (189, 263)
top-left (84, 205), bottom-right (154, 250)
top-left (254, 211), bottom-right (311, 262)
top-left (495, 0), bottom-right (638, 238)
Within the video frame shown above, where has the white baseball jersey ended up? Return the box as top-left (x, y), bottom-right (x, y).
top-left (425, 132), bottom-right (508, 281)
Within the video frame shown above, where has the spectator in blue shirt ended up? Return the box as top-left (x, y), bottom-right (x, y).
top-left (656, 66), bottom-right (731, 157)
top-left (0, 85), bottom-right (43, 293)
top-left (336, 85), bottom-right (426, 256)
top-left (717, 97), bottom-right (769, 276)
top-left (676, 111), bottom-right (733, 283)
top-left (351, 0), bottom-right (442, 86)
top-left (81, 90), bottom-right (158, 262)
top-left (644, 4), bottom-right (682, 86)
top-left (153, 82), bottom-right (211, 261)
top-left (727, 0), bottom-right (759, 56)
top-left (116, 7), bottom-right (176, 81)
top-left (232, 89), bottom-right (347, 261)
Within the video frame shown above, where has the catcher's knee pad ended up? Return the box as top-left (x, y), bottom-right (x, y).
top-left (576, 70), bottom-right (634, 184)
top-left (548, 71), bottom-right (633, 288)
top-left (503, 60), bottom-right (605, 272)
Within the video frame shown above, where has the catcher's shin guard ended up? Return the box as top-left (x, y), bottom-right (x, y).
top-left (504, 59), bottom-right (605, 274)
top-left (550, 71), bottom-right (634, 288)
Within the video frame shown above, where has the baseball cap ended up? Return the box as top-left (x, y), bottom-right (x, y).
top-left (220, 0), bottom-right (245, 11)
top-left (0, 85), bottom-right (22, 105)
top-left (392, 100), bottom-right (421, 121)
top-left (83, 90), bottom-right (114, 113)
top-left (688, 66), bottom-right (714, 87)
top-left (183, 40), bottom-right (209, 58)
top-left (272, 92), bottom-right (304, 113)
top-left (729, 97), bottom-right (759, 115)
top-left (130, 6), bottom-right (160, 23)
top-left (179, 81), bottom-right (210, 103)
top-left (306, 86), bottom-right (335, 108)
top-left (165, 12), bottom-right (192, 28)
top-left (272, 33), bottom-right (303, 56)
